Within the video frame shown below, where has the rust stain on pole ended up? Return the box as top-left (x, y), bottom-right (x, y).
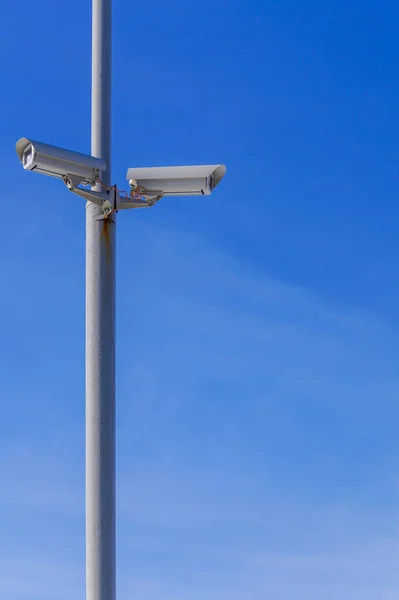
top-left (101, 217), bottom-right (113, 261)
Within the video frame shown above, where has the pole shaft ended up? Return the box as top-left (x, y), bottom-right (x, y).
top-left (86, 1), bottom-right (115, 600)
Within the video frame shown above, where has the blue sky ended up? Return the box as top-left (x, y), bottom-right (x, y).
top-left (1, 0), bottom-right (399, 598)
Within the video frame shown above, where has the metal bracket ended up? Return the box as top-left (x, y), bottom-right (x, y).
top-left (63, 175), bottom-right (115, 215)
top-left (63, 175), bottom-right (161, 212)
top-left (102, 187), bottom-right (116, 216)
top-left (116, 192), bottom-right (162, 210)
top-left (117, 197), bottom-right (153, 209)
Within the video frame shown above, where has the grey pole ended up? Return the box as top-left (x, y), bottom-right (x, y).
top-left (86, 0), bottom-right (115, 599)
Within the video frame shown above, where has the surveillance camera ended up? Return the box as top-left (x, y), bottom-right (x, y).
top-left (16, 137), bottom-right (106, 187)
top-left (125, 164), bottom-right (226, 203)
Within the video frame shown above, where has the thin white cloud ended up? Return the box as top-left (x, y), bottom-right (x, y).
top-left (1, 224), bottom-right (399, 599)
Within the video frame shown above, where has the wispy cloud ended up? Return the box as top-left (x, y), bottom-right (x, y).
top-left (2, 223), bottom-right (399, 599)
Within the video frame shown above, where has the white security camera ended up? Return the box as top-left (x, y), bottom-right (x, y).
top-left (16, 137), bottom-right (106, 187)
top-left (124, 164), bottom-right (226, 204)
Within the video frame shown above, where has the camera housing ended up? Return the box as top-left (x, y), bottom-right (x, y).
top-left (16, 137), bottom-right (106, 187)
top-left (125, 164), bottom-right (226, 202)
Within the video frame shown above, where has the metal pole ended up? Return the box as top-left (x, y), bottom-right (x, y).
top-left (86, 0), bottom-right (115, 599)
